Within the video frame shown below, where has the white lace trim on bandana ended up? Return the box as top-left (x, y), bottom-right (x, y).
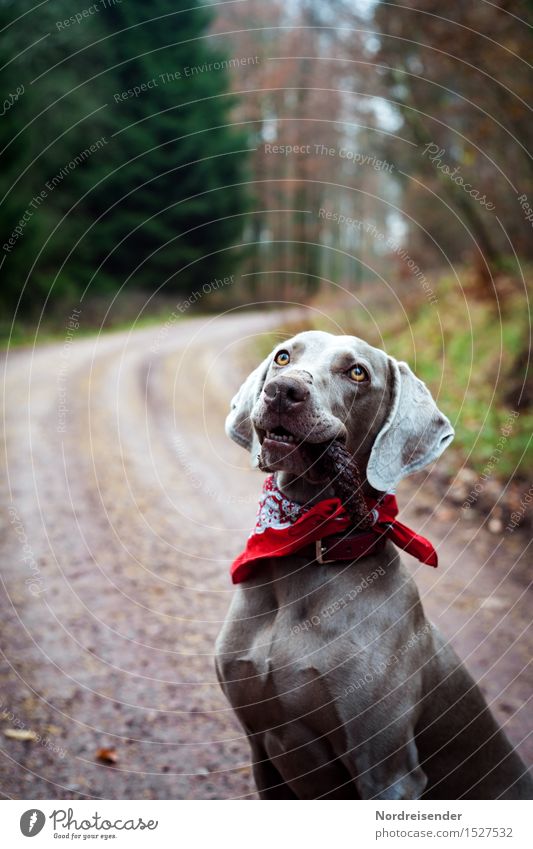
top-left (253, 476), bottom-right (305, 535)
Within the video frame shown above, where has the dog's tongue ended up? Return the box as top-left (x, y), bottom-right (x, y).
top-left (303, 441), bottom-right (374, 528)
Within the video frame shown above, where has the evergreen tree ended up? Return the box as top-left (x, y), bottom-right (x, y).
top-left (0, 2), bottom-right (40, 318)
top-left (0, 0), bottom-right (119, 315)
top-left (0, 0), bottom-right (249, 318)
top-left (73, 0), bottom-right (250, 297)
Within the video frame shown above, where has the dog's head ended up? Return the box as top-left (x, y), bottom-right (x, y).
top-left (226, 330), bottom-right (454, 492)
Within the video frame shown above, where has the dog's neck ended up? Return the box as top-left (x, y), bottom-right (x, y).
top-left (275, 452), bottom-right (376, 508)
top-left (275, 471), bottom-right (335, 506)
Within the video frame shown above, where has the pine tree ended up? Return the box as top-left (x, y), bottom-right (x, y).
top-left (73, 0), bottom-right (250, 297)
top-left (0, 1), bottom-right (40, 319)
top-left (0, 0), bottom-right (117, 316)
top-left (0, 0), bottom-right (250, 318)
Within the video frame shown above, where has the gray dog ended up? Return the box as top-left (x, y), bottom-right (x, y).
top-left (215, 331), bottom-right (532, 800)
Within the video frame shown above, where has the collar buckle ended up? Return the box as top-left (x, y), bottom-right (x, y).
top-left (315, 539), bottom-right (336, 565)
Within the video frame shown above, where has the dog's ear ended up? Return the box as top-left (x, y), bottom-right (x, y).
top-left (366, 358), bottom-right (454, 492)
top-left (225, 355), bottom-right (271, 464)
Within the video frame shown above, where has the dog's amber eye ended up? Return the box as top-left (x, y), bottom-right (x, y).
top-left (349, 364), bottom-right (368, 383)
top-left (274, 350), bottom-right (290, 366)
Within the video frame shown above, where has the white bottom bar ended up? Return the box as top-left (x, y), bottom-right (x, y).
top-left (2, 799), bottom-right (532, 848)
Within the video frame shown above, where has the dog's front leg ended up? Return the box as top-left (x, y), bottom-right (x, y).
top-left (350, 731), bottom-right (427, 800)
top-left (248, 738), bottom-right (298, 800)
top-left (340, 695), bottom-right (427, 800)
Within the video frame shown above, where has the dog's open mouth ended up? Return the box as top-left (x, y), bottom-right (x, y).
top-left (257, 424), bottom-right (345, 446)
top-left (256, 423), bottom-right (346, 480)
top-left (257, 421), bottom-right (370, 521)
top-left (261, 425), bottom-right (299, 445)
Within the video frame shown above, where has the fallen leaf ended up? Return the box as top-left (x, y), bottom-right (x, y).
top-left (96, 746), bottom-right (118, 764)
top-left (480, 597), bottom-right (508, 611)
top-left (4, 728), bottom-right (38, 741)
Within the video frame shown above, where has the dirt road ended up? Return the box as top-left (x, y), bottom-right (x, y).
top-left (0, 311), bottom-right (531, 799)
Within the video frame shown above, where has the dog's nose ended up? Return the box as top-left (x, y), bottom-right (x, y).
top-left (263, 376), bottom-right (310, 412)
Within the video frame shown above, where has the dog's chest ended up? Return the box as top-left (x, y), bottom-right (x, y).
top-left (216, 597), bottom-right (344, 728)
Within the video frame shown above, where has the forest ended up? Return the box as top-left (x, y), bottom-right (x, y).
top-left (2, 1), bottom-right (531, 315)
top-left (1, 0), bottom-right (531, 474)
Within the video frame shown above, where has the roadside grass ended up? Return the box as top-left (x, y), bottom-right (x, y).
top-left (255, 272), bottom-right (532, 480)
top-left (0, 312), bottom-right (171, 349)
top-left (0, 292), bottom-right (181, 350)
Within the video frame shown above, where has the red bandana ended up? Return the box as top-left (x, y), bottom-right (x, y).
top-left (231, 475), bottom-right (438, 584)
